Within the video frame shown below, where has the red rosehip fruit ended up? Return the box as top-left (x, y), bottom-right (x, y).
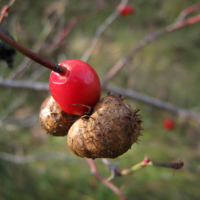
top-left (49, 60), bottom-right (101, 116)
top-left (116, 4), bottom-right (134, 16)
top-left (163, 118), bottom-right (174, 130)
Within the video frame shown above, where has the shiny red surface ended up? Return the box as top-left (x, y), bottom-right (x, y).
top-left (49, 60), bottom-right (101, 116)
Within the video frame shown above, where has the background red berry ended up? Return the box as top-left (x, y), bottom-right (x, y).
top-left (163, 118), bottom-right (174, 130)
top-left (116, 4), bottom-right (134, 16)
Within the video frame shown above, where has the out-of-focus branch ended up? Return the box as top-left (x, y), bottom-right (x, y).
top-left (87, 158), bottom-right (127, 200)
top-left (0, 2), bottom-right (68, 75)
top-left (0, 80), bottom-right (49, 92)
top-left (102, 157), bottom-right (184, 181)
top-left (0, 113), bottom-right (38, 131)
top-left (43, 13), bottom-right (89, 53)
top-left (176, 2), bottom-right (200, 22)
top-left (0, 151), bottom-right (76, 164)
top-left (43, 0), bottom-right (106, 54)
top-left (96, 0), bottom-right (105, 11)
top-left (0, 30), bottom-right (65, 74)
top-left (1, 80), bottom-right (200, 123)
top-left (0, 94), bottom-right (27, 121)
top-left (0, 0), bottom-right (15, 24)
top-left (105, 85), bottom-right (200, 123)
top-left (81, 0), bottom-right (128, 62)
top-left (102, 5), bottom-right (200, 86)
top-left (8, 1), bottom-right (66, 80)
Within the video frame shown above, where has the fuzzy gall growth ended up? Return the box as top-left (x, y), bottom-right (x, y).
top-left (39, 96), bottom-right (79, 136)
top-left (67, 93), bottom-right (143, 159)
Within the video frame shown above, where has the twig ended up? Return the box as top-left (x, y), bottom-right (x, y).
top-left (0, 80), bottom-right (49, 92)
top-left (118, 157), bottom-right (184, 176)
top-left (0, 151), bottom-right (76, 164)
top-left (0, 80), bottom-right (200, 123)
top-left (96, 0), bottom-right (105, 11)
top-left (81, 0), bottom-right (128, 62)
top-left (101, 158), bottom-right (120, 181)
top-left (102, 5), bottom-right (200, 86)
top-left (0, 94), bottom-right (27, 121)
top-left (43, 1), bottom-right (105, 54)
top-left (1, 113), bottom-right (38, 130)
top-left (48, 14), bottom-right (89, 48)
top-left (175, 2), bottom-right (200, 22)
top-left (87, 158), bottom-right (127, 200)
top-left (102, 157), bottom-right (184, 180)
top-left (151, 160), bottom-right (184, 170)
top-left (0, 30), bottom-right (65, 74)
top-left (8, 2), bottom-right (65, 80)
top-left (0, 0), bottom-right (15, 24)
top-left (0, 3), bottom-right (67, 129)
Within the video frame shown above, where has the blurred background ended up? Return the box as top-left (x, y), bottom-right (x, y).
top-left (0, 0), bottom-right (200, 199)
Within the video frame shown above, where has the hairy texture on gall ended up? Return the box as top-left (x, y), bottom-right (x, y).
top-left (67, 94), bottom-right (143, 159)
top-left (39, 96), bottom-right (79, 136)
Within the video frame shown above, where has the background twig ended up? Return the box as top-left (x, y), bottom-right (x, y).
top-left (102, 9), bottom-right (200, 86)
top-left (87, 158), bottom-right (127, 200)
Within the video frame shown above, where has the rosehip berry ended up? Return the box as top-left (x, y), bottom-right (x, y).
top-left (163, 118), bottom-right (174, 130)
top-left (116, 4), bottom-right (134, 16)
top-left (49, 60), bottom-right (101, 116)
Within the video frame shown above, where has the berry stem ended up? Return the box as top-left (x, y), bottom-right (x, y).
top-left (0, 30), bottom-right (65, 74)
top-left (87, 158), bottom-right (127, 200)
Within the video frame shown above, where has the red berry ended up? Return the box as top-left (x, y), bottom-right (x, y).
top-left (49, 60), bottom-right (101, 116)
top-left (116, 4), bottom-right (134, 16)
top-left (163, 119), bottom-right (174, 130)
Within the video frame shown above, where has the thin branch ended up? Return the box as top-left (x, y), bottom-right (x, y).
top-left (0, 80), bottom-right (49, 92)
top-left (0, 80), bottom-right (200, 123)
top-left (87, 158), bottom-right (127, 200)
top-left (96, 0), bottom-right (105, 11)
top-left (0, 151), bottom-right (76, 164)
top-left (43, 13), bottom-right (89, 52)
top-left (102, 157), bottom-right (184, 180)
top-left (45, 0), bottom-right (106, 52)
top-left (0, 94), bottom-right (27, 121)
top-left (53, 14), bottom-right (88, 45)
top-left (8, 2), bottom-right (66, 80)
top-left (1, 113), bottom-right (38, 130)
top-left (0, 0), bottom-right (15, 24)
top-left (151, 160), bottom-right (184, 170)
top-left (102, 7), bottom-right (200, 86)
top-left (117, 158), bottom-right (184, 176)
top-left (105, 85), bottom-right (200, 123)
top-left (81, 0), bottom-right (128, 62)
top-left (0, 30), bottom-right (65, 74)
top-left (175, 2), bottom-right (200, 22)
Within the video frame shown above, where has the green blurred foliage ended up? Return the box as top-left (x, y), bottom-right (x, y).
top-left (0, 0), bottom-right (200, 200)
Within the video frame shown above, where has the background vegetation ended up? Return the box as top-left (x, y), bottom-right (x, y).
top-left (0, 0), bottom-right (200, 199)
